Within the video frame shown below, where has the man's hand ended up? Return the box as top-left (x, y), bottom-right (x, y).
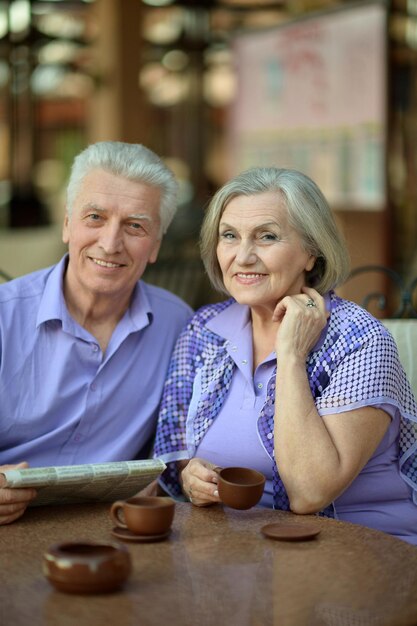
top-left (0, 462), bottom-right (37, 525)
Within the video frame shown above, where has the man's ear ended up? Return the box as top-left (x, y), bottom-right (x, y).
top-left (148, 237), bottom-right (162, 265)
top-left (62, 212), bottom-right (70, 245)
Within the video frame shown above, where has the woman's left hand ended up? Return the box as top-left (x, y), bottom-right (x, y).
top-left (272, 286), bottom-right (328, 361)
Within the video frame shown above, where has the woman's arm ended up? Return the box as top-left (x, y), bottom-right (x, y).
top-left (153, 320), bottom-right (199, 498)
top-left (154, 302), bottom-right (230, 499)
top-left (272, 287), bottom-right (391, 514)
top-left (274, 356), bottom-right (390, 513)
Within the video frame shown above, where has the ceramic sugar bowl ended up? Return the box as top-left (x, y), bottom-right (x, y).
top-left (43, 541), bottom-right (132, 594)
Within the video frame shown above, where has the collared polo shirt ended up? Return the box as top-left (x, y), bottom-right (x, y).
top-left (0, 256), bottom-right (192, 467)
top-left (196, 302), bottom-right (275, 504)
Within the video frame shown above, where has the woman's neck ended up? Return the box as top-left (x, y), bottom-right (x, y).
top-left (251, 309), bottom-right (280, 371)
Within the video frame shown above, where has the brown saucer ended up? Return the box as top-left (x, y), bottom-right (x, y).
top-left (111, 527), bottom-right (171, 543)
top-left (261, 523), bottom-right (321, 542)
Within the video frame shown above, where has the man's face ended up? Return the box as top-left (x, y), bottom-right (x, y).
top-left (62, 168), bottom-right (162, 304)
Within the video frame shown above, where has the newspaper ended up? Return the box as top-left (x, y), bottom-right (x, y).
top-left (0, 459), bottom-right (166, 507)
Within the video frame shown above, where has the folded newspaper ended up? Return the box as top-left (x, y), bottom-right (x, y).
top-left (0, 459), bottom-right (166, 507)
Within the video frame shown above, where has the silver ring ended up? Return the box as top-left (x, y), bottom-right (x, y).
top-left (306, 298), bottom-right (317, 308)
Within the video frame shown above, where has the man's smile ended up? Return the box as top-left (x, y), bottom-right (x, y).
top-left (235, 272), bottom-right (266, 279)
top-left (90, 257), bottom-right (126, 268)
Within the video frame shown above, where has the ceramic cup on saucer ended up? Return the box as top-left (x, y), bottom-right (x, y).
top-left (217, 467), bottom-right (266, 510)
top-left (110, 496), bottom-right (175, 541)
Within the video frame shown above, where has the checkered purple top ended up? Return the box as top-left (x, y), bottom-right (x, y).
top-left (154, 292), bottom-right (417, 516)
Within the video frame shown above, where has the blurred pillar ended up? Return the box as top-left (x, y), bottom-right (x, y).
top-left (182, 7), bottom-right (211, 208)
top-left (87, 0), bottom-right (151, 144)
top-left (7, 0), bottom-right (49, 227)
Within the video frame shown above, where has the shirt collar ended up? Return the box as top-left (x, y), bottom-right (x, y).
top-left (36, 255), bottom-right (68, 327)
top-left (206, 300), bottom-right (250, 342)
top-left (36, 254), bottom-right (152, 333)
top-left (127, 281), bottom-right (153, 331)
top-left (205, 291), bottom-right (333, 354)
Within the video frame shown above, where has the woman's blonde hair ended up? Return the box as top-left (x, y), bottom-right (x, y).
top-left (200, 167), bottom-right (350, 296)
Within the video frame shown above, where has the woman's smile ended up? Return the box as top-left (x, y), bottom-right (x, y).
top-left (234, 272), bottom-right (267, 284)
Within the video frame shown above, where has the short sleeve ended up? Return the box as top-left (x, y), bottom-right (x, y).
top-left (315, 330), bottom-right (409, 414)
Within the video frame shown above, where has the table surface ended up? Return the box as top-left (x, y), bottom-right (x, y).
top-left (1, 501), bottom-right (417, 626)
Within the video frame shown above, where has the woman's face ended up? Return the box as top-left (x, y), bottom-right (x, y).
top-left (216, 191), bottom-right (316, 314)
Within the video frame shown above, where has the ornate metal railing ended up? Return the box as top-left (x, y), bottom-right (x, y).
top-left (345, 265), bottom-right (417, 319)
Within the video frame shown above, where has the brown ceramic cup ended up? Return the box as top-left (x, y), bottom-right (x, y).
top-left (43, 541), bottom-right (132, 594)
top-left (110, 496), bottom-right (175, 535)
top-left (218, 467), bottom-right (266, 510)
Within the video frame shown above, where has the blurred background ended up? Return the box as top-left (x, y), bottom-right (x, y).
top-left (0, 0), bottom-right (416, 311)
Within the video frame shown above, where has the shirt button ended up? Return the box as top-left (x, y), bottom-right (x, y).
top-left (90, 383), bottom-right (97, 391)
top-left (242, 359), bottom-right (248, 364)
top-left (257, 383), bottom-right (263, 389)
top-left (74, 434), bottom-right (81, 442)
top-left (231, 346), bottom-right (237, 352)
top-left (92, 344), bottom-right (99, 352)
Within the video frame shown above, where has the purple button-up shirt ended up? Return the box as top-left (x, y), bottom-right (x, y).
top-left (0, 256), bottom-right (192, 467)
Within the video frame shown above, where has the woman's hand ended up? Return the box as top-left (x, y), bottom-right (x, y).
top-left (272, 286), bottom-right (328, 361)
top-left (179, 458), bottom-right (221, 507)
top-left (0, 462), bottom-right (37, 525)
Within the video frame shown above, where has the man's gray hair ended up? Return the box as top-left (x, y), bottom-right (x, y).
top-left (200, 166), bottom-right (350, 295)
top-left (66, 141), bottom-right (178, 235)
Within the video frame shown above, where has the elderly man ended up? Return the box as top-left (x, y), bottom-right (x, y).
top-left (0, 141), bottom-right (192, 523)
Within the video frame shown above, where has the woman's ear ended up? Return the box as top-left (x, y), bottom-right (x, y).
top-left (306, 255), bottom-right (316, 272)
top-left (306, 257), bottom-right (325, 286)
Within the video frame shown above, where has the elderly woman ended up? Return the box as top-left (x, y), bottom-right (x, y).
top-left (154, 167), bottom-right (417, 544)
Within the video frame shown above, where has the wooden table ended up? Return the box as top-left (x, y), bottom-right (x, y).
top-left (1, 502), bottom-right (417, 626)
